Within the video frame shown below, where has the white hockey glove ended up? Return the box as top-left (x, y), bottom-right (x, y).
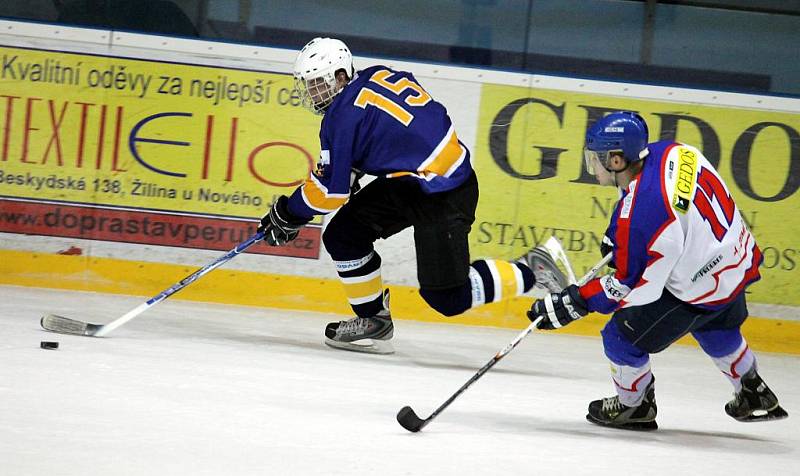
top-left (528, 284), bottom-right (589, 330)
top-left (258, 196), bottom-right (310, 246)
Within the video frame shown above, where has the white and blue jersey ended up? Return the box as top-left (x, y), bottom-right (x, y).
top-left (580, 141), bottom-right (763, 313)
top-left (287, 65), bottom-right (472, 219)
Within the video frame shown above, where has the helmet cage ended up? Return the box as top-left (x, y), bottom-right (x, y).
top-left (295, 74), bottom-right (339, 115)
top-left (292, 37), bottom-right (353, 115)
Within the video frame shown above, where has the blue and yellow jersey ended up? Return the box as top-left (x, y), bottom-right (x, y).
top-left (287, 65), bottom-right (472, 219)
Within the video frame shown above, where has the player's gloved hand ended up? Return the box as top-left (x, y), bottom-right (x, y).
top-left (258, 196), bottom-right (310, 246)
top-left (527, 284), bottom-right (589, 330)
top-left (601, 234), bottom-right (616, 269)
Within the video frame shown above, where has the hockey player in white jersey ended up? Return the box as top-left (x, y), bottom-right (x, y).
top-left (527, 111), bottom-right (787, 430)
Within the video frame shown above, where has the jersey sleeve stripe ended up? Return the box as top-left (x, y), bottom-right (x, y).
top-left (579, 278), bottom-right (604, 300)
top-left (385, 171), bottom-right (414, 178)
top-left (416, 126), bottom-right (467, 178)
top-left (383, 128), bottom-right (468, 181)
top-left (441, 141), bottom-right (468, 178)
top-left (300, 174), bottom-right (349, 213)
top-left (417, 125), bottom-right (454, 171)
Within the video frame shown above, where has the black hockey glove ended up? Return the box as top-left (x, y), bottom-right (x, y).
top-left (601, 234), bottom-right (616, 269)
top-left (258, 196), bottom-right (310, 246)
top-left (527, 284), bottom-right (589, 330)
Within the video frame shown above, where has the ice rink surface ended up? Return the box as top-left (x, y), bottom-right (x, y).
top-left (1, 285), bottom-right (797, 476)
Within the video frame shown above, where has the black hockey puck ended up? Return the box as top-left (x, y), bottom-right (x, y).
top-left (40, 341), bottom-right (59, 350)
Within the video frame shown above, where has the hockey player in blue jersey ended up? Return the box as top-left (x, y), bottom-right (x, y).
top-left (527, 111), bottom-right (787, 429)
top-left (257, 37), bottom-right (565, 354)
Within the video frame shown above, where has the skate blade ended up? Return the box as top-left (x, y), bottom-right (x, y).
top-left (733, 405), bottom-right (789, 422)
top-left (586, 414), bottom-right (659, 431)
top-left (324, 337), bottom-right (395, 355)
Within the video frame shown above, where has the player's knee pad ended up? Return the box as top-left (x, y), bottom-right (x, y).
top-left (692, 327), bottom-right (744, 358)
top-left (601, 320), bottom-right (649, 367)
top-left (322, 210), bottom-right (370, 260)
top-left (321, 215), bottom-right (347, 255)
top-left (419, 283), bottom-right (472, 317)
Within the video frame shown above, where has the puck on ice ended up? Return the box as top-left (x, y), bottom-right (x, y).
top-left (40, 341), bottom-right (59, 350)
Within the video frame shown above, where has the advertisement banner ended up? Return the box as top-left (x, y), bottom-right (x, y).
top-left (0, 199), bottom-right (320, 257)
top-left (0, 45), bottom-right (322, 258)
top-left (472, 83), bottom-right (799, 306)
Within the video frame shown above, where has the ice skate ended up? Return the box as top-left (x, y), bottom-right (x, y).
top-left (725, 368), bottom-right (788, 422)
top-left (324, 290), bottom-right (394, 354)
top-left (517, 246), bottom-right (569, 293)
top-left (587, 376), bottom-right (658, 431)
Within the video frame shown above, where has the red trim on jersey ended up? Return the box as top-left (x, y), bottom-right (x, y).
top-left (689, 233), bottom-right (758, 305)
top-left (629, 250), bottom-right (664, 294)
top-left (579, 279), bottom-right (604, 300)
top-left (613, 187), bottom-right (634, 280)
top-left (699, 242), bottom-right (762, 308)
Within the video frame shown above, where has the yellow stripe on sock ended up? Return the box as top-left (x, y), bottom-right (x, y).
top-left (343, 274), bottom-right (383, 301)
top-left (493, 260), bottom-right (519, 301)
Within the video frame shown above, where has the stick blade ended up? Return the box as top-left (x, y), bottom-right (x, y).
top-left (527, 247), bottom-right (570, 293)
top-left (40, 314), bottom-right (103, 337)
top-left (542, 236), bottom-right (578, 285)
top-left (397, 406), bottom-right (427, 433)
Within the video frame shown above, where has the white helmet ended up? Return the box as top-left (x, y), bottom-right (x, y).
top-left (293, 37), bottom-right (354, 115)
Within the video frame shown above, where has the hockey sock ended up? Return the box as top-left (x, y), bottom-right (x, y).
top-left (712, 339), bottom-right (756, 392)
top-left (600, 320), bottom-right (653, 407)
top-left (468, 259), bottom-right (535, 306)
top-left (694, 328), bottom-right (755, 392)
top-left (610, 361), bottom-right (653, 407)
top-left (334, 251), bottom-right (385, 318)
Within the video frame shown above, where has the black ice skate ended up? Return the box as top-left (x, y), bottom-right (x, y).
top-left (517, 246), bottom-right (569, 293)
top-left (324, 290), bottom-right (394, 354)
top-left (725, 368), bottom-right (788, 422)
top-left (587, 376), bottom-right (658, 431)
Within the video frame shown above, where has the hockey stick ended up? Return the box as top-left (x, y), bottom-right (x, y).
top-left (396, 252), bottom-right (612, 433)
top-left (40, 231), bottom-right (265, 337)
top-left (541, 236), bottom-right (577, 285)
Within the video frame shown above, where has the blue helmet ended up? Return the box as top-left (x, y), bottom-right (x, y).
top-left (584, 112), bottom-right (649, 170)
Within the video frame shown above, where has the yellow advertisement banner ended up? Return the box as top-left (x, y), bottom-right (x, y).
top-left (0, 45), bottom-right (320, 216)
top-left (473, 83), bottom-right (799, 306)
top-left (0, 45), bottom-right (324, 257)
